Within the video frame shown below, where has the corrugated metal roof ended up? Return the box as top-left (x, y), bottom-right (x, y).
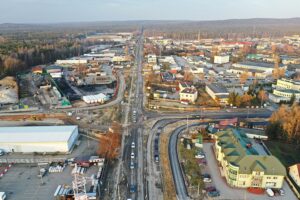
top-left (0, 126), bottom-right (78, 143)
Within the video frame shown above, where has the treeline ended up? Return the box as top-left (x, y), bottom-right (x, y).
top-left (266, 104), bottom-right (300, 143)
top-left (0, 32), bottom-right (103, 76)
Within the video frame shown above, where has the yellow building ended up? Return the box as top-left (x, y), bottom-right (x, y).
top-left (289, 164), bottom-right (300, 187)
top-left (214, 129), bottom-right (286, 189)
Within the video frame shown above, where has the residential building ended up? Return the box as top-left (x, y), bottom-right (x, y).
top-left (214, 129), bottom-right (286, 189)
top-left (206, 83), bottom-right (229, 104)
top-left (0, 126), bottom-right (79, 153)
top-left (214, 55), bottom-right (230, 64)
top-left (179, 87), bottom-right (198, 103)
top-left (289, 164), bottom-right (300, 187)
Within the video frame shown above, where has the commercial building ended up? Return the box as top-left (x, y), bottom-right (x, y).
top-left (179, 87), bottom-right (198, 103)
top-left (206, 83), bottom-right (229, 104)
top-left (214, 129), bottom-right (286, 189)
top-left (269, 78), bottom-right (300, 103)
top-left (82, 93), bottom-right (109, 104)
top-left (147, 54), bottom-right (157, 64)
top-left (233, 61), bottom-right (286, 74)
top-left (0, 126), bottom-right (79, 153)
top-left (214, 55), bottom-right (230, 64)
top-left (56, 59), bottom-right (88, 65)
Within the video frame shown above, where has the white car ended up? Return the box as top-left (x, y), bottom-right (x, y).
top-left (131, 142), bottom-right (135, 149)
top-left (195, 154), bottom-right (205, 159)
top-left (130, 162), bottom-right (135, 169)
top-left (131, 152), bottom-right (135, 159)
top-left (203, 178), bottom-right (212, 183)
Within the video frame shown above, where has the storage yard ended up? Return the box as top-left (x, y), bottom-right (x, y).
top-left (0, 156), bottom-right (105, 200)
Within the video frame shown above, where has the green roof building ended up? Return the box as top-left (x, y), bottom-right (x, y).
top-left (214, 129), bottom-right (286, 189)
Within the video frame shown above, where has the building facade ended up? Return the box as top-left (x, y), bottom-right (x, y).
top-left (214, 129), bottom-right (286, 189)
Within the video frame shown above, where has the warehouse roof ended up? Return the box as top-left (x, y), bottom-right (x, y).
top-left (207, 83), bottom-right (228, 94)
top-left (0, 126), bottom-right (78, 143)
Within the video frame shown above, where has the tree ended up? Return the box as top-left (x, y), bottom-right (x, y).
top-left (98, 122), bottom-right (122, 160)
top-left (241, 93), bottom-right (253, 106)
top-left (240, 71), bottom-right (249, 84)
top-left (228, 92), bottom-right (240, 107)
top-left (289, 93), bottom-right (296, 105)
top-left (269, 104), bottom-right (300, 143)
top-left (258, 89), bottom-right (268, 106)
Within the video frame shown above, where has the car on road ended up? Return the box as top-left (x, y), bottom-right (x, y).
top-left (131, 142), bottom-right (135, 148)
top-left (131, 152), bottom-right (135, 159)
top-left (130, 184), bottom-right (136, 193)
top-left (208, 190), bottom-right (220, 197)
top-left (130, 162), bottom-right (135, 169)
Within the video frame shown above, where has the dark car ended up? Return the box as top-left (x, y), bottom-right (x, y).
top-left (205, 186), bottom-right (216, 192)
top-left (208, 190), bottom-right (220, 197)
top-left (130, 184), bottom-right (136, 193)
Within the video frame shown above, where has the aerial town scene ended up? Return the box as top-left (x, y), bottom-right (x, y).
top-left (0, 1), bottom-right (300, 200)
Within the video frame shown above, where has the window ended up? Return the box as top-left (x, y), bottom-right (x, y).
top-left (273, 177), bottom-right (278, 180)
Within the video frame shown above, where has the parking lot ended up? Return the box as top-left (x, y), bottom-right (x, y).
top-left (202, 143), bottom-right (297, 200)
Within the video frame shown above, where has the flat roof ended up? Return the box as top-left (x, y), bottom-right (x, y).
top-left (0, 126), bottom-right (78, 143)
top-left (237, 61), bottom-right (284, 69)
top-left (207, 83), bottom-right (228, 94)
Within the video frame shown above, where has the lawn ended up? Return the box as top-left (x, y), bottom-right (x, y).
top-left (178, 142), bottom-right (204, 189)
top-left (264, 140), bottom-right (300, 167)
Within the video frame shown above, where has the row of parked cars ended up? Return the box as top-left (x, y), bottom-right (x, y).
top-left (195, 150), bottom-right (220, 198)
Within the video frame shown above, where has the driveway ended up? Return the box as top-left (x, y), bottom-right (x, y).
top-left (202, 143), bottom-right (297, 200)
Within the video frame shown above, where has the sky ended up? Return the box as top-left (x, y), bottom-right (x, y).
top-left (0, 0), bottom-right (300, 23)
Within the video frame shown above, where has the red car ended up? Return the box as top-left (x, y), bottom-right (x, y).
top-left (205, 186), bottom-right (216, 192)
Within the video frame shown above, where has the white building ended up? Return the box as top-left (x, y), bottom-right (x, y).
top-left (147, 54), bottom-right (157, 64)
top-left (179, 87), bottom-right (198, 103)
top-left (214, 55), bottom-right (230, 64)
top-left (0, 126), bottom-right (79, 153)
top-left (56, 59), bottom-right (88, 65)
top-left (82, 93), bottom-right (108, 104)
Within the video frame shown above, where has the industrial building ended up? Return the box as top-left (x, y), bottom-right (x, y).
top-left (0, 126), bottom-right (79, 153)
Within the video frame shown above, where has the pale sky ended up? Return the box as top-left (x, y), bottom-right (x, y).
top-left (0, 0), bottom-right (300, 23)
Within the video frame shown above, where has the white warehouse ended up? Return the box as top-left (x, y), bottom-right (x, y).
top-left (0, 126), bottom-right (79, 154)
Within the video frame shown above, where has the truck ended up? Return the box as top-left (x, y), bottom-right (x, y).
top-left (266, 188), bottom-right (274, 197)
top-left (0, 192), bottom-right (6, 200)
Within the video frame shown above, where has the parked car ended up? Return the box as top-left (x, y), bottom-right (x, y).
top-left (279, 189), bottom-right (285, 196)
top-left (208, 190), bottom-right (220, 197)
top-left (195, 154), bottom-right (205, 159)
top-left (203, 177), bottom-right (212, 183)
top-left (266, 188), bottom-right (274, 197)
top-left (202, 173), bottom-right (212, 183)
top-left (205, 186), bottom-right (216, 192)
